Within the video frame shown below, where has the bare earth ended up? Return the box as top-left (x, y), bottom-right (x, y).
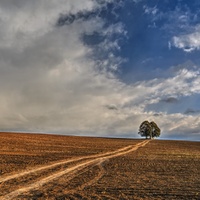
top-left (0, 132), bottom-right (199, 200)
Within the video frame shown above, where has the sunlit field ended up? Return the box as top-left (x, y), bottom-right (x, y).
top-left (0, 132), bottom-right (199, 199)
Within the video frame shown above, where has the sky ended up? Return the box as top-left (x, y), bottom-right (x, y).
top-left (0, 0), bottom-right (200, 140)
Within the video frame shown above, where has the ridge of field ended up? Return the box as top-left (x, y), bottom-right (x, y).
top-left (0, 132), bottom-right (200, 199)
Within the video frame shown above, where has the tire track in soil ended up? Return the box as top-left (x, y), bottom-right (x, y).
top-left (68, 158), bottom-right (106, 195)
top-left (0, 145), bottom-right (133, 183)
top-left (1, 140), bottom-right (149, 200)
top-left (78, 160), bottom-right (105, 190)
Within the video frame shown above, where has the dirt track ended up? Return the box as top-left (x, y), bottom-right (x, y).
top-left (1, 140), bottom-right (149, 199)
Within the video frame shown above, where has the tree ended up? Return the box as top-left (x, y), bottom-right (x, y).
top-left (138, 120), bottom-right (161, 139)
top-left (150, 121), bottom-right (161, 138)
top-left (138, 121), bottom-right (152, 139)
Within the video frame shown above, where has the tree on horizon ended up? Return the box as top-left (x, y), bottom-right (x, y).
top-left (138, 121), bottom-right (161, 139)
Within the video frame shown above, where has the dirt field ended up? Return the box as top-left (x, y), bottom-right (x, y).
top-left (0, 132), bottom-right (199, 199)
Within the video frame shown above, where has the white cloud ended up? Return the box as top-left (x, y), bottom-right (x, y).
top-left (143, 5), bottom-right (158, 16)
top-left (0, 0), bottom-right (127, 135)
top-left (172, 25), bottom-right (200, 52)
top-left (0, 0), bottom-right (121, 50)
top-left (115, 67), bottom-right (200, 137)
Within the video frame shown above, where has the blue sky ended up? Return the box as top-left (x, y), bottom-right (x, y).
top-left (0, 0), bottom-right (200, 140)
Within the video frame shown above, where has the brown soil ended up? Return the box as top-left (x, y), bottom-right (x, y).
top-left (0, 132), bottom-right (199, 199)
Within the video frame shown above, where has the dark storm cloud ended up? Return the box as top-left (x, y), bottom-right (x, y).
top-left (57, 11), bottom-right (97, 26)
top-left (153, 113), bottom-right (163, 117)
top-left (106, 104), bottom-right (118, 110)
top-left (184, 108), bottom-right (200, 115)
top-left (160, 97), bottom-right (179, 103)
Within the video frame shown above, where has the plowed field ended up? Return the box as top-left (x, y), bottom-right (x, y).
top-left (0, 132), bottom-right (199, 199)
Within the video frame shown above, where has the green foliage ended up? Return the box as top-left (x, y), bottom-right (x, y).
top-left (150, 121), bottom-right (161, 138)
top-left (138, 120), bottom-right (161, 139)
top-left (138, 121), bottom-right (152, 139)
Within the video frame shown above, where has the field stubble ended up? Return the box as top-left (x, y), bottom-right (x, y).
top-left (0, 132), bottom-right (199, 199)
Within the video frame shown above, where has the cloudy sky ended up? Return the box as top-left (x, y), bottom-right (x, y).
top-left (0, 0), bottom-right (200, 140)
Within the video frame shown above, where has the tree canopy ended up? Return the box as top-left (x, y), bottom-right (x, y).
top-left (138, 121), bottom-right (161, 139)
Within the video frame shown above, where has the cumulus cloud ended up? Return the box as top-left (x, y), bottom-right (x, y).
top-left (172, 26), bottom-right (200, 52)
top-left (0, 0), bottom-right (125, 132)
